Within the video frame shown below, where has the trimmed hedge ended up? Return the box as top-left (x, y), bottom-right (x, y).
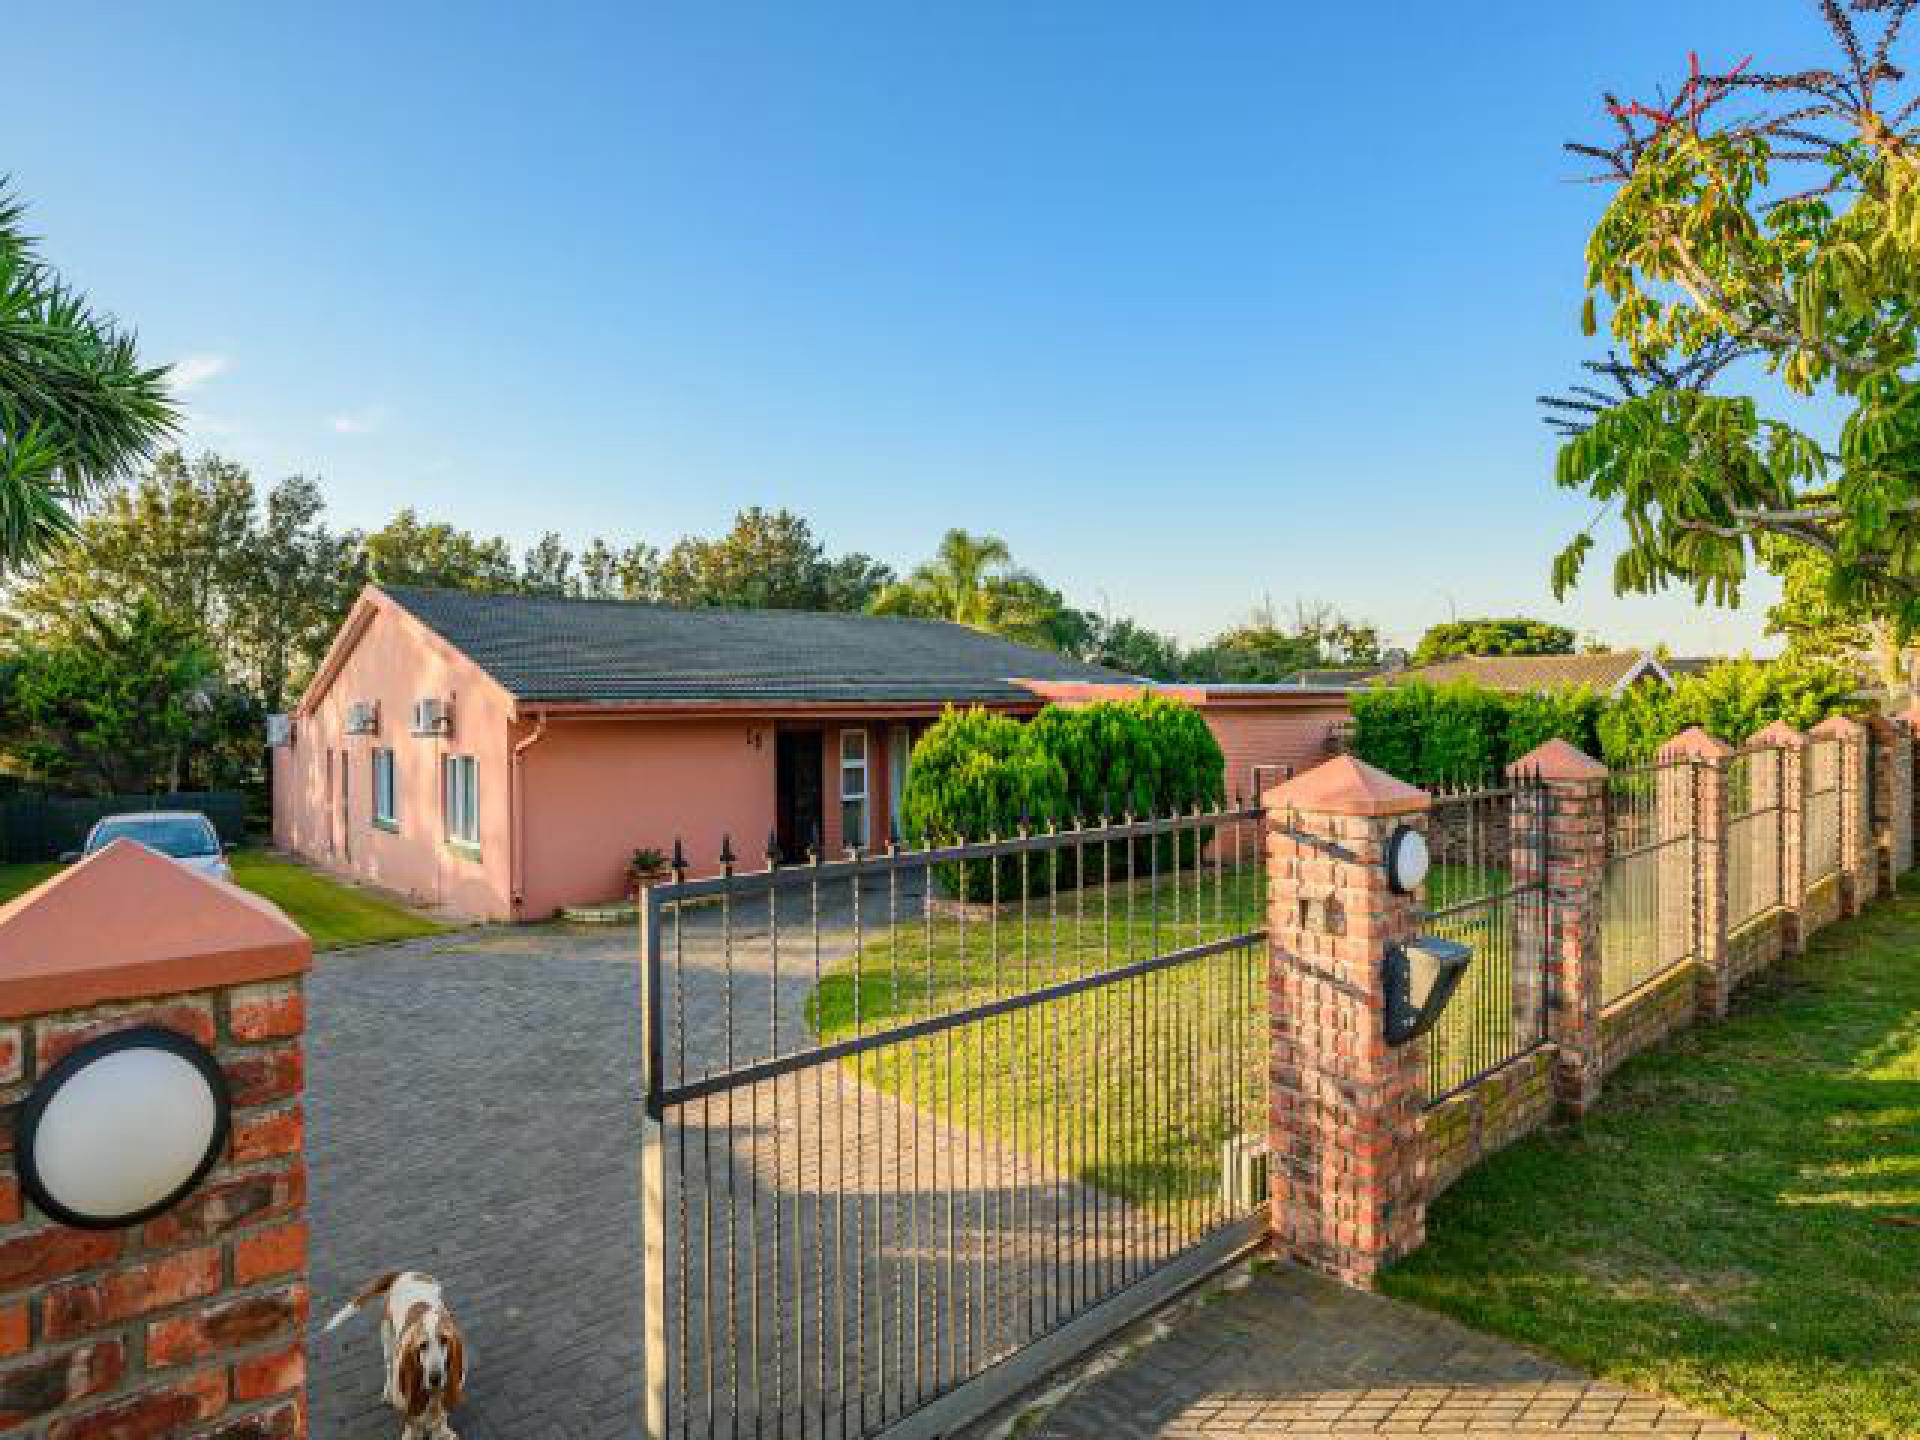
top-left (1349, 681), bottom-right (1602, 789)
top-left (1349, 656), bottom-right (1867, 787)
top-left (900, 696), bottom-right (1227, 900)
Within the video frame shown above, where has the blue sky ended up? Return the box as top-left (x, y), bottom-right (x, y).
top-left (11, 3), bottom-right (1846, 652)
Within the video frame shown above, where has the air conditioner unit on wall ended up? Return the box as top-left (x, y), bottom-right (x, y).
top-left (266, 714), bottom-right (295, 748)
top-left (344, 700), bottom-right (380, 736)
top-left (411, 698), bottom-right (453, 737)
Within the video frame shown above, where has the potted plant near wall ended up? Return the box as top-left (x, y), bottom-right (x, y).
top-left (628, 846), bottom-right (671, 898)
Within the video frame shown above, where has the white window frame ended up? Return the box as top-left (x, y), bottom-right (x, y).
top-left (840, 728), bottom-right (870, 852)
top-left (443, 754), bottom-right (480, 852)
top-left (372, 747), bottom-right (398, 830)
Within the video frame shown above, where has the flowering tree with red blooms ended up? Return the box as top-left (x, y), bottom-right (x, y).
top-left (1552, 1), bottom-right (1920, 631)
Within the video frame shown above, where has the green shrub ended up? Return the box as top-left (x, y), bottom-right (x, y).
top-left (1596, 656), bottom-right (1865, 765)
top-left (898, 707), bottom-right (1069, 901)
top-left (1351, 682), bottom-right (1601, 788)
top-left (900, 696), bottom-right (1227, 901)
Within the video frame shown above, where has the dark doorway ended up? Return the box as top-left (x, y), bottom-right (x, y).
top-left (776, 729), bottom-right (824, 862)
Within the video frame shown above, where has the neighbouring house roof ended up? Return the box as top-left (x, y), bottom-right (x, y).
top-left (1382, 651), bottom-right (1672, 698)
top-left (375, 585), bottom-right (1130, 706)
top-left (1282, 667), bottom-right (1384, 688)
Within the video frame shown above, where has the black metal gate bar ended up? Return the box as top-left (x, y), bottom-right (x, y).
top-left (639, 805), bottom-right (1270, 1440)
top-left (1418, 773), bottom-right (1551, 1105)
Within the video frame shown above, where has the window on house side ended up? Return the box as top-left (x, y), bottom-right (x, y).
top-left (443, 755), bottom-right (479, 850)
top-left (840, 728), bottom-right (869, 853)
top-left (372, 748), bottom-right (398, 828)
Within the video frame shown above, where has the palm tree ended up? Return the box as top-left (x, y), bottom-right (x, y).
top-left (871, 529), bottom-right (1086, 652)
top-left (0, 184), bottom-right (178, 568)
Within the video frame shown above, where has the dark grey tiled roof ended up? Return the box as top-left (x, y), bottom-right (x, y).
top-left (382, 586), bottom-right (1129, 704)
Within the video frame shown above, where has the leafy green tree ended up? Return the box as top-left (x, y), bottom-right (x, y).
top-left (820, 551), bottom-right (895, 612)
top-left (1762, 537), bottom-right (1904, 699)
top-left (519, 531), bottom-right (576, 596)
top-left (578, 537), bottom-right (662, 600)
top-left (1185, 624), bottom-right (1322, 683)
top-left (1077, 614), bottom-right (1186, 679)
top-left (1413, 618), bottom-right (1578, 665)
top-left (356, 509), bottom-right (518, 591)
top-left (1551, 4), bottom-right (1920, 631)
top-left (8, 453), bottom-right (356, 712)
top-left (0, 601), bottom-right (231, 794)
top-left (228, 474), bottom-right (359, 710)
top-left (0, 186), bottom-right (178, 567)
top-left (654, 506), bottom-right (881, 610)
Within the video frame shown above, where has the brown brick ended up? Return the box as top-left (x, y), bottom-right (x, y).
top-left (146, 1286), bottom-right (304, 1369)
top-left (47, 1367), bottom-right (226, 1439)
top-left (229, 1107), bottom-right (302, 1165)
top-left (144, 1166), bottom-right (303, 1249)
top-left (43, 1247), bottom-right (222, 1341)
top-left (0, 1227), bottom-right (122, 1295)
top-left (0, 1302), bottom-right (27, 1358)
top-left (228, 984), bottom-right (304, 1043)
top-left (204, 1396), bottom-right (302, 1440)
top-left (0, 1339), bottom-right (125, 1426)
top-left (232, 1341), bottom-right (304, 1402)
top-left (38, 1000), bottom-right (217, 1070)
top-left (0, 1174), bottom-right (21, 1226)
top-left (233, 1223), bottom-right (305, 1286)
top-left (0, 1029), bottom-right (21, 1086)
top-left (223, 1045), bottom-right (303, 1107)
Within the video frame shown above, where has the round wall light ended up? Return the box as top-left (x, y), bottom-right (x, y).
top-left (1385, 823), bottom-right (1431, 895)
top-left (17, 1027), bottom-right (230, 1230)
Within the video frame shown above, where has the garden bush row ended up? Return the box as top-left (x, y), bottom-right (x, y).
top-left (1349, 655), bottom-right (1866, 788)
top-left (900, 695), bottom-right (1226, 901)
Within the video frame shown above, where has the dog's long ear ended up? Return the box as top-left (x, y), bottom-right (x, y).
top-left (443, 1316), bottom-right (468, 1410)
top-left (395, 1319), bottom-right (426, 1418)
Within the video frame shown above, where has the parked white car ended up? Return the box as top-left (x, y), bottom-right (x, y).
top-left (68, 812), bottom-right (233, 881)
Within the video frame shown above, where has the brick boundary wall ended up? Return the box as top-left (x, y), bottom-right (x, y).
top-left (0, 842), bottom-right (310, 1439)
top-left (1598, 965), bottom-right (1698, 1079)
top-left (1421, 1050), bottom-right (1553, 1199)
top-left (1803, 872), bottom-right (1847, 939)
top-left (1725, 910), bottom-right (1789, 993)
top-left (1812, 715), bottom-right (1872, 915)
top-left (1751, 722), bottom-right (1809, 953)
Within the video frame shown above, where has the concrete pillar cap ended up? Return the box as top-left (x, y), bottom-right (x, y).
top-left (0, 841), bottom-right (310, 1021)
top-left (1809, 713), bottom-right (1867, 740)
top-left (1897, 703), bottom-right (1920, 729)
top-left (1748, 719), bottom-right (1808, 748)
top-left (1505, 737), bottom-right (1607, 782)
top-left (1658, 726), bottom-right (1734, 762)
top-left (1267, 755), bottom-right (1429, 817)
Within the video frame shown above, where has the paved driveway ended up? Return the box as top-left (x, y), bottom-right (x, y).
top-left (307, 926), bottom-right (649, 1440)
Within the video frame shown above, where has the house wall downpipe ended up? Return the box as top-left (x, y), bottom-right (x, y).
top-left (510, 710), bottom-right (550, 916)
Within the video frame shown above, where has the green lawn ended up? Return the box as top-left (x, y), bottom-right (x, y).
top-left (0, 850), bottom-right (444, 951)
top-left (811, 862), bottom-right (1269, 1218)
top-left (1382, 873), bottom-right (1920, 1440)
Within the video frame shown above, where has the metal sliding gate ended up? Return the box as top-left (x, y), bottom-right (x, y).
top-left (639, 807), bottom-right (1270, 1440)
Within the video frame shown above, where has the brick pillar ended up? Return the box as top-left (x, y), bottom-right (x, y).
top-left (1901, 705), bottom-right (1920, 872)
top-left (1866, 715), bottom-right (1912, 887)
top-left (1265, 756), bottom-right (1430, 1287)
top-left (1751, 721), bottom-right (1808, 951)
top-left (1507, 739), bottom-right (1607, 1118)
top-left (0, 841), bottom-right (310, 1438)
top-left (1659, 729), bottom-right (1733, 1021)
top-left (1812, 714), bottom-right (1870, 916)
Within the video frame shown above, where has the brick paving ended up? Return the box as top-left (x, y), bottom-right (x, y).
top-left (1018, 1263), bottom-right (1761, 1439)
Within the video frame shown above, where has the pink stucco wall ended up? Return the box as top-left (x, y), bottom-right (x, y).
top-left (272, 592), bottom-right (518, 920)
top-left (515, 716), bottom-right (778, 919)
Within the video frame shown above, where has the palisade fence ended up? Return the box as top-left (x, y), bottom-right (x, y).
top-left (1805, 737), bottom-right (1844, 886)
top-left (1727, 747), bottom-right (1786, 930)
top-left (1418, 776), bottom-right (1549, 1103)
top-left (639, 806), bottom-right (1270, 1440)
top-left (1600, 759), bottom-right (1695, 1005)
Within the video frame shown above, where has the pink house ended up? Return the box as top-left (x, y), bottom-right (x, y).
top-left (272, 586), bottom-right (1352, 921)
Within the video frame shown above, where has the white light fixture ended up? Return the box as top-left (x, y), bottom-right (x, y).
top-left (1384, 823), bottom-right (1431, 895)
top-left (1384, 936), bottom-right (1474, 1047)
top-left (17, 1027), bottom-right (230, 1230)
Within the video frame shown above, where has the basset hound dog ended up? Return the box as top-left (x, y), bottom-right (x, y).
top-left (326, 1270), bottom-right (468, 1439)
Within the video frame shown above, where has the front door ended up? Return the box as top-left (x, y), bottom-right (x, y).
top-left (775, 729), bottom-right (824, 862)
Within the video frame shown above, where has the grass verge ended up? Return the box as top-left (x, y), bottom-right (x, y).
top-left (1382, 873), bottom-right (1920, 1440)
